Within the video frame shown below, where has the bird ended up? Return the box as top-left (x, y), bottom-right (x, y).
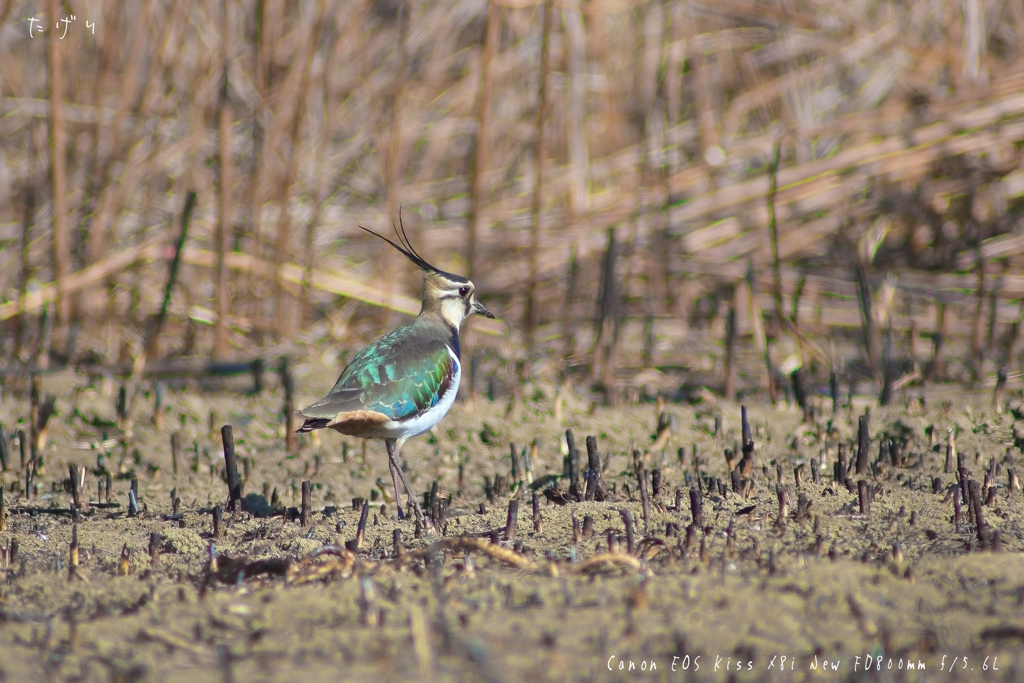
top-left (295, 222), bottom-right (495, 526)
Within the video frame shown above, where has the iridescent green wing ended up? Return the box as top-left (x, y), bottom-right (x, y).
top-left (302, 327), bottom-right (455, 422)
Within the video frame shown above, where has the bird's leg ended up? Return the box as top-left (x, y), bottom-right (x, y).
top-left (386, 438), bottom-right (429, 532)
top-left (385, 439), bottom-right (406, 519)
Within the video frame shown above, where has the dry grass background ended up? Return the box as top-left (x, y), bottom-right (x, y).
top-left (0, 0), bottom-right (1023, 398)
top-left (5, 5), bottom-right (1024, 679)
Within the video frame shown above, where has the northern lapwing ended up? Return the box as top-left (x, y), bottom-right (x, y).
top-left (296, 223), bottom-right (495, 526)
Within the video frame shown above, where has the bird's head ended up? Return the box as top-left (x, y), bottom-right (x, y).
top-left (422, 270), bottom-right (493, 328)
top-left (359, 220), bottom-right (495, 329)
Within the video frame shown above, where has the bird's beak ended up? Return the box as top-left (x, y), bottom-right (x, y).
top-left (473, 299), bottom-right (496, 319)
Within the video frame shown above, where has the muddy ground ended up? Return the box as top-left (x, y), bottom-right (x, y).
top-left (2, 358), bottom-right (1024, 682)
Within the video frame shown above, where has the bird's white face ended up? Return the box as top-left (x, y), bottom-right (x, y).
top-left (439, 287), bottom-right (471, 328)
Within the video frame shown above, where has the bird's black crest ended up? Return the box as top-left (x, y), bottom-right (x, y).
top-left (358, 216), bottom-right (469, 284)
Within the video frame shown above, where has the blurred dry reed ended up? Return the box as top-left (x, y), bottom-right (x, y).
top-left (0, 0), bottom-right (1023, 398)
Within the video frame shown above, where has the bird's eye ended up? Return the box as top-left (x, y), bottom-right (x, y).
top-left (458, 286), bottom-right (470, 297)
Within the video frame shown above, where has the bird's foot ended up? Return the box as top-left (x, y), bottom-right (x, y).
top-left (408, 499), bottom-right (436, 536)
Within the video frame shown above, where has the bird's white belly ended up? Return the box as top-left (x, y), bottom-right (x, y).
top-left (373, 349), bottom-right (462, 440)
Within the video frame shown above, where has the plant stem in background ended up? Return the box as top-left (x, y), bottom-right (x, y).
top-left (525, 0), bottom-right (553, 363)
top-left (147, 191), bottom-right (197, 361)
top-left (560, 242), bottom-right (577, 376)
top-left (725, 297), bottom-right (738, 401)
top-left (467, 0), bottom-right (500, 282)
top-left (930, 303), bottom-right (946, 382)
top-left (274, 0), bottom-right (325, 338)
top-left (767, 137), bottom-right (783, 326)
top-left (382, 0), bottom-right (411, 332)
top-left (563, 0), bottom-right (589, 216)
top-left (16, 178), bottom-right (35, 362)
top-left (217, 0), bottom-right (235, 358)
top-left (970, 251), bottom-right (986, 382)
top-left (593, 227), bottom-right (620, 387)
top-left (48, 0), bottom-right (69, 341)
top-left (248, 0), bottom-right (270, 327)
top-left (81, 0), bottom-right (121, 289)
top-left (855, 259), bottom-right (880, 380)
top-left (301, 69), bottom-right (329, 330)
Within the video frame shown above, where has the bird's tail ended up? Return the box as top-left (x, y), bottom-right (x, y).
top-left (295, 411), bottom-right (330, 433)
